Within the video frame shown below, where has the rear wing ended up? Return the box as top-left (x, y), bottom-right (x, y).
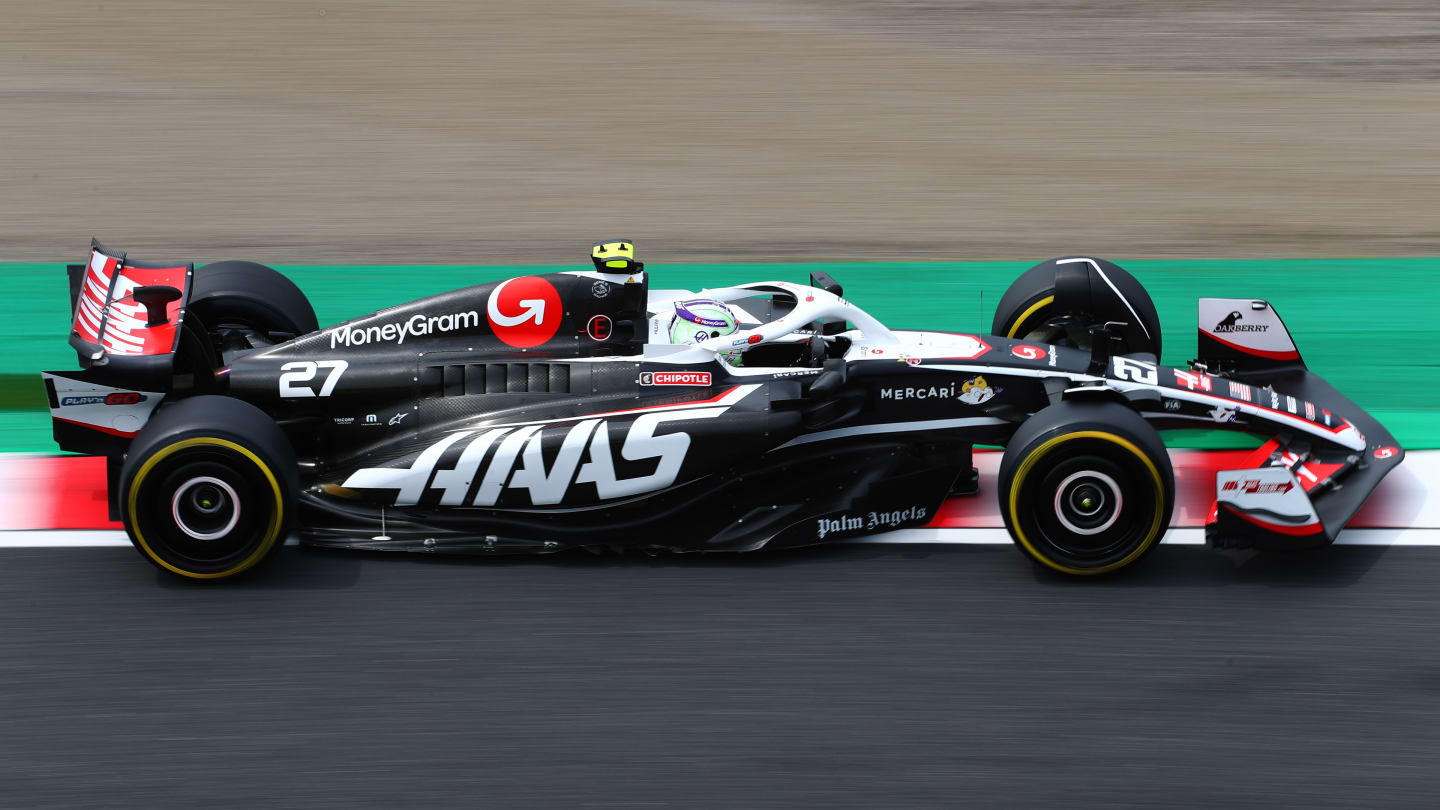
top-left (46, 240), bottom-right (195, 475)
top-left (68, 238), bottom-right (193, 372)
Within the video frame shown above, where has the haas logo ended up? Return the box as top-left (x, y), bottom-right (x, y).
top-left (343, 409), bottom-right (727, 507)
top-left (487, 276), bottom-right (563, 348)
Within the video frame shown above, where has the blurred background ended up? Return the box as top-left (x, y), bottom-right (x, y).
top-left (3, 0), bottom-right (1439, 264)
top-left (4, 5), bottom-right (1440, 808)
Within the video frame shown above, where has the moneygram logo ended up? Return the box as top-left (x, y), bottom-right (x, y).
top-left (328, 311), bottom-right (480, 349)
top-left (487, 276), bottom-right (562, 348)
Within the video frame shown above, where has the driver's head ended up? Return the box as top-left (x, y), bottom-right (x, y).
top-left (669, 299), bottom-right (738, 345)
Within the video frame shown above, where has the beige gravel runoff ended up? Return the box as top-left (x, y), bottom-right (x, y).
top-left (2, 0), bottom-right (1438, 264)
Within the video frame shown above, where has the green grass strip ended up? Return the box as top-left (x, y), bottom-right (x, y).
top-left (3, 257), bottom-right (1436, 450)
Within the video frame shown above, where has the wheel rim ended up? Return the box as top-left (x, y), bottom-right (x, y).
top-left (170, 476), bottom-right (241, 541)
top-left (1052, 470), bottom-right (1122, 536)
top-left (128, 441), bottom-right (283, 576)
top-left (1009, 433), bottom-right (1166, 572)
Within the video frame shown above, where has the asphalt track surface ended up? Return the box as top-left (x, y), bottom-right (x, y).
top-left (4, 543), bottom-right (1440, 808)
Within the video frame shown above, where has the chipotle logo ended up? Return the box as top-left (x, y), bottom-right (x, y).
top-left (639, 371), bottom-right (712, 387)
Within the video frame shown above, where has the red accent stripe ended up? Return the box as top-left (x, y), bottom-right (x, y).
top-left (571, 385), bottom-right (741, 420)
top-left (0, 447), bottom-right (1418, 532)
top-left (1200, 329), bottom-right (1301, 361)
top-left (1242, 439), bottom-right (1280, 468)
top-left (53, 416), bottom-right (138, 438)
top-left (1221, 504), bottom-right (1323, 536)
top-left (1169, 385), bottom-right (1355, 437)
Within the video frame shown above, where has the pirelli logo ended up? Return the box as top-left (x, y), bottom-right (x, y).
top-left (639, 371), bottom-right (712, 387)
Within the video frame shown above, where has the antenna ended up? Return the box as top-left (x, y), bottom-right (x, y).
top-left (373, 506), bottom-right (391, 542)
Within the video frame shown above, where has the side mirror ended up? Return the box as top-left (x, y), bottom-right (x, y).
top-left (809, 270), bottom-right (843, 298)
top-left (808, 357), bottom-right (847, 398)
top-left (133, 285), bottom-right (183, 327)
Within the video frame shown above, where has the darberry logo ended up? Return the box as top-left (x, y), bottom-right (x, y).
top-left (1214, 311), bottom-right (1269, 333)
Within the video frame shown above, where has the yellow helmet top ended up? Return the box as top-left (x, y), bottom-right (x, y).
top-left (591, 240), bottom-right (638, 272)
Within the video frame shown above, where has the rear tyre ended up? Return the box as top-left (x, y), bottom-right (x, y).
top-left (998, 400), bottom-right (1174, 576)
top-left (190, 260), bottom-right (318, 337)
top-left (991, 256), bottom-right (1162, 358)
top-left (120, 396), bottom-right (297, 580)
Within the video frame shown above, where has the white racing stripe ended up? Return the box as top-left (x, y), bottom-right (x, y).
top-left (772, 416), bottom-right (1010, 450)
top-left (857, 527), bottom-right (1440, 546)
top-left (2, 528), bottom-right (1439, 549)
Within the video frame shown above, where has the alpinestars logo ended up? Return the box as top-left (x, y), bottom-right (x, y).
top-left (1214, 311), bottom-right (1269, 333)
top-left (342, 408), bottom-right (727, 507)
top-left (328, 311), bottom-right (481, 349)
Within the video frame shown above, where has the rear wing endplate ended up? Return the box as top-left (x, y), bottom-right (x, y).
top-left (68, 238), bottom-right (193, 369)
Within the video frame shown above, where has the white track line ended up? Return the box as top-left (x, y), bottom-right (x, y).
top-left (3, 528), bottom-right (1440, 549)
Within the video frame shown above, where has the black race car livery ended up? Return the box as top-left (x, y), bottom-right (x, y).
top-left (42, 241), bottom-right (1403, 579)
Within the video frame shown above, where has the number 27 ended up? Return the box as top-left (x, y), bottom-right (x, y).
top-left (279, 360), bottom-right (349, 398)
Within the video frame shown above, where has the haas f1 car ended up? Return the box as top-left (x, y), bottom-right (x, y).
top-left (43, 239), bottom-right (1403, 580)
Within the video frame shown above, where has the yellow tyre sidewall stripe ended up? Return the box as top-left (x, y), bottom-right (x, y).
top-left (1006, 295), bottom-right (1054, 339)
top-left (127, 437), bottom-right (284, 580)
top-left (1008, 430), bottom-right (1166, 576)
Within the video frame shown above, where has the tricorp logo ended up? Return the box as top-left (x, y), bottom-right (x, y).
top-left (487, 276), bottom-right (563, 348)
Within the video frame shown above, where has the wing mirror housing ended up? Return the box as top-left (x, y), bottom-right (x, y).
top-left (809, 270), bottom-right (843, 298)
top-left (808, 357), bottom-right (847, 398)
top-left (809, 271), bottom-right (848, 336)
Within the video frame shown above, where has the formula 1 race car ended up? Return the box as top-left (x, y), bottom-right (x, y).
top-left (42, 239), bottom-right (1404, 580)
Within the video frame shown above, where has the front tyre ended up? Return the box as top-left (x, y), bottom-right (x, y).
top-left (990, 256), bottom-right (1162, 358)
top-left (120, 397), bottom-right (296, 580)
top-left (999, 400), bottom-right (1174, 576)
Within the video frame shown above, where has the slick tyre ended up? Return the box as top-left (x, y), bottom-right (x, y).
top-left (190, 260), bottom-right (318, 337)
top-left (999, 400), bottom-right (1174, 576)
top-left (120, 396), bottom-right (297, 580)
top-left (991, 256), bottom-right (1162, 358)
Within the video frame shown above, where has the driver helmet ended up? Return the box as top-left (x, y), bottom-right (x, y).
top-left (669, 299), bottom-right (744, 365)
